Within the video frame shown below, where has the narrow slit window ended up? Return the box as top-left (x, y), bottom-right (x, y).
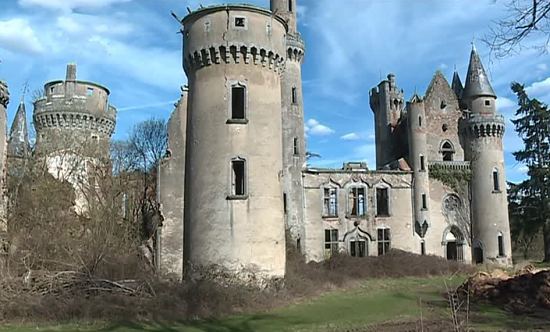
top-left (291, 87), bottom-right (297, 104)
top-left (421, 241), bottom-right (426, 255)
top-left (293, 137), bottom-right (298, 155)
top-left (289, 0), bottom-right (293, 12)
top-left (493, 169), bottom-right (500, 191)
top-left (283, 193), bottom-right (287, 214)
top-left (420, 155), bottom-right (425, 171)
top-left (498, 233), bottom-right (504, 256)
top-left (231, 159), bottom-right (246, 196)
top-left (231, 85), bottom-right (246, 120)
top-left (418, 116), bottom-right (422, 127)
top-left (376, 188), bottom-right (389, 217)
top-left (422, 194), bottom-right (427, 210)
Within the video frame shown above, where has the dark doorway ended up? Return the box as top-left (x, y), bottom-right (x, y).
top-left (474, 247), bottom-right (484, 264)
top-left (446, 241), bottom-right (458, 260)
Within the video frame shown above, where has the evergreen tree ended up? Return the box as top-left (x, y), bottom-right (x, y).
top-left (510, 82), bottom-right (550, 262)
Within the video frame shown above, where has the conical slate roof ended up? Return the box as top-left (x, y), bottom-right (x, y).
top-left (462, 45), bottom-right (496, 100)
top-left (8, 101), bottom-right (29, 158)
top-left (451, 71), bottom-right (464, 100)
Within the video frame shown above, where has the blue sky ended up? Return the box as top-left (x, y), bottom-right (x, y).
top-left (1, 0), bottom-right (550, 183)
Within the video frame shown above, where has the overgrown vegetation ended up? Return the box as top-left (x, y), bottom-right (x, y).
top-left (428, 164), bottom-right (471, 192)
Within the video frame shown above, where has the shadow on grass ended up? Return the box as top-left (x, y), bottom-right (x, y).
top-left (89, 314), bottom-right (305, 332)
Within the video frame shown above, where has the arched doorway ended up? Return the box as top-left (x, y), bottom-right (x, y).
top-left (444, 226), bottom-right (464, 261)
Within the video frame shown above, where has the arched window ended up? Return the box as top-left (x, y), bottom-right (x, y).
top-left (441, 141), bottom-right (455, 161)
top-left (493, 168), bottom-right (500, 192)
top-left (347, 185), bottom-right (367, 217)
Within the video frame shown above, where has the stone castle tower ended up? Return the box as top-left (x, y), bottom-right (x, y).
top-left (181, 5), bottom-right (287, 280)
top-left (0, 80), bottom-right (8, 276)
top-left (33, 64), bottom-right (116, 160)
top-left (461, 46), bottom-right (512, 265)
top-left (271, 0), bottom-right (306, 248)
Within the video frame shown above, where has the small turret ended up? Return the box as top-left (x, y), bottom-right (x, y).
top-left (8, 101), bottom-right (29, 159)
top-left (270, 0), bottom-right (297, 33)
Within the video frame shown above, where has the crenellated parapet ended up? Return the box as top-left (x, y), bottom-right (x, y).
top-left (0, 81), bottom-right (8, 108)
top-left (184, 43), bottom-right (286, 74)
top-left (286, 33), bottom-right (305, 63)
top-left (33, 111), bottom-right (115, 136)
top-left (464, 114), bottom-right (505, 138)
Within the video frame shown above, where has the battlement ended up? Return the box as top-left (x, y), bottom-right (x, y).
top-left (429, 160), bottom-right (471, 171)
top-left (0, 80), bottom-right (9, 108)
top-left (287, 33), bottom-right (305, 62)
top-left (463, 113), bottom-right (505, 138)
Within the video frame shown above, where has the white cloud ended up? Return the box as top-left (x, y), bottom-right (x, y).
top-left (18, 0), bottom-right (132, 12)
top-left (56, 14), bottom-right (134, 36)
top-left (340, 132), bottom-right (360, 141)
top-left (526, 76), bottom-right (550, 101)
top-left (0, 18), bottom-right (44, 54)
top-left (305, 119), bottom-right (335, 136)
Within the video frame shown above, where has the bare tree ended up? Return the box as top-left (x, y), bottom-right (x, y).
top-left (128, 118), bottom-right (168, 173)
top-left (484, 0), bottom-right (550, 57)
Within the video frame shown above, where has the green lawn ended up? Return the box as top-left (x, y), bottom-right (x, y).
top-left (2, 275), bottom-right (548, 332)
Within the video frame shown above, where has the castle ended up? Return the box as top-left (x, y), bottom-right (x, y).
top-left (0, 0), bottom-right (513, 282)
top-left (157, 0), bottom-right (512, 281)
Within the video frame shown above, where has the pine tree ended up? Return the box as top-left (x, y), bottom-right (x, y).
top-left (510, 82), bottom-right (550, 262)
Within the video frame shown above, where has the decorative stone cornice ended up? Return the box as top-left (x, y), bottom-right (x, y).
top-left (33, 111), bottom-right (115, 136)
top-left (184, 43), bottom-right (286, 75)
top-left (0, 80), bottom-right (9, 108)
top-left (286, 33), bottom-right (305, 63)
top-left (463, 114), bottom-right (505, 138)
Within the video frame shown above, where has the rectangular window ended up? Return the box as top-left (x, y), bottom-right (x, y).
top-left (377, 228), bottom-right (391, 255)
top-left (348, 187), bottom-right (366, 216)
top-left (493, 170), bottom-right (500, 192)
top-left (291, 87), bottom-right (297, 104)
top-left (422, 194), bottom-right (427, 210)
top-left (324, 229), bottom-right (338, 258)
top-left (350, 240), bottom-right (366, 257)
top-left (231, 85), bottom-right (246, 120)
top-left (293, 137), bottom-right (298, 155)
top-left (289, 0), bottom-right (293, 12)
top-left (498, 234), bottom-right (504, 257)
top-left (86, 87), bottom-right (94, 96)
top-left (235, 17), bottom-right (246, 27)
top-left (420, 155), bottom-right (425, 171)
top-left (421, 242), bottom-right (426, 255)
top-left (376, 188), bottom-right (389, 217)
top-left (485, 100), bottom-right (491, 106)
top-left (231, 159), bottom-right (246, 196)
top-left (323, 188), bottom-right (338, 217)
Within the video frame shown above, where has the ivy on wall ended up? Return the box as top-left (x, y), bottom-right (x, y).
top-left (428, 164), bottom-right (471, 191)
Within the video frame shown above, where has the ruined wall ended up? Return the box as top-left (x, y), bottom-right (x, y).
top-left (158, 89), bottom-right (187, 278)
top-left (182, 5), bottom-right (287, 281)
top-left (0, 80), bottom-right (8, 276)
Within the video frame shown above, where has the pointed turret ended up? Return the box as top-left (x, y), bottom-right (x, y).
top-left (462, 45), bottom-right (496, 100)
top-left (8, 101), bottom-right (29, 159)
top-left (451, 71), bottom-right (464, 100)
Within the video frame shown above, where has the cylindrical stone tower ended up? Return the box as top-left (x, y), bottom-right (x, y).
top-left (33, 64), bottom-right (116, 160)
top-left (0, 80), bottom-right (9, 277)
top-left (407, 96), bottom-right (431, 250)
top-left (181, 5), bottom-right (288, 281)
top-left (462, 46), bottom-right (512, 266)
top-left (271, 0), bottom-right (306, 247)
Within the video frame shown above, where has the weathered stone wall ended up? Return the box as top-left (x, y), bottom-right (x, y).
top-left (0, 80), bottom-right (9, 276)
top-left (182, 5), bottom-right (287, 281)
top-left (158, 89), bottom-right (187, 278)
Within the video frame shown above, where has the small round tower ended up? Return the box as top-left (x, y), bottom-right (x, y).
top-left (33, 64), bottom-right (116, 160)
top-left (181, 5), bottom-right (287, 281)
top-left (462, 46), bottom-right (512, 265)
top-left (271, 0), bottom-right (306, 247)
top-left (407, 95), bottom-right (431, 252)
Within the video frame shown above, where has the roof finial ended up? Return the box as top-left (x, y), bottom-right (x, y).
top-left (471, 35), bottom-right (477, 52)
top-left (20, 81), bottom-right (29, 103)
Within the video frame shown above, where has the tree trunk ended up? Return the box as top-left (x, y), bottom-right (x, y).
top-left (544, 220), bottom-right (550, 262)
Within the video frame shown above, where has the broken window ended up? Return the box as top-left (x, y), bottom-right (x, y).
top-left (441, 141), bottom-right (454, 161)
top-left (348, 187), bottom-right (366, 217)
top-left (323, 187), bottom-right (338, 217)
top-left (231, 85), bottom-right (246, 120)
top-left (376, 187), bottom-right (389, 217)
top-left (422, 194), bottom-right (427, 210)
top-left (498, 233), bottom-right (504, 256)
top-left (291, 87), bottom-right (297, 104)
top-left (377, 228), bottom-right (391, 255)
top-left (493, 169), bottom-right (500, 192)
top-left (350, 240), bottom-right (367, 257)
top-left (235, 17), bottom-right (246, 27)
top-left (293, 137), bottom-right (298, 155)
top-left (324, 229), bottom-right (338, 258)
top-left (231, 158), bottom-right (246, 196)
